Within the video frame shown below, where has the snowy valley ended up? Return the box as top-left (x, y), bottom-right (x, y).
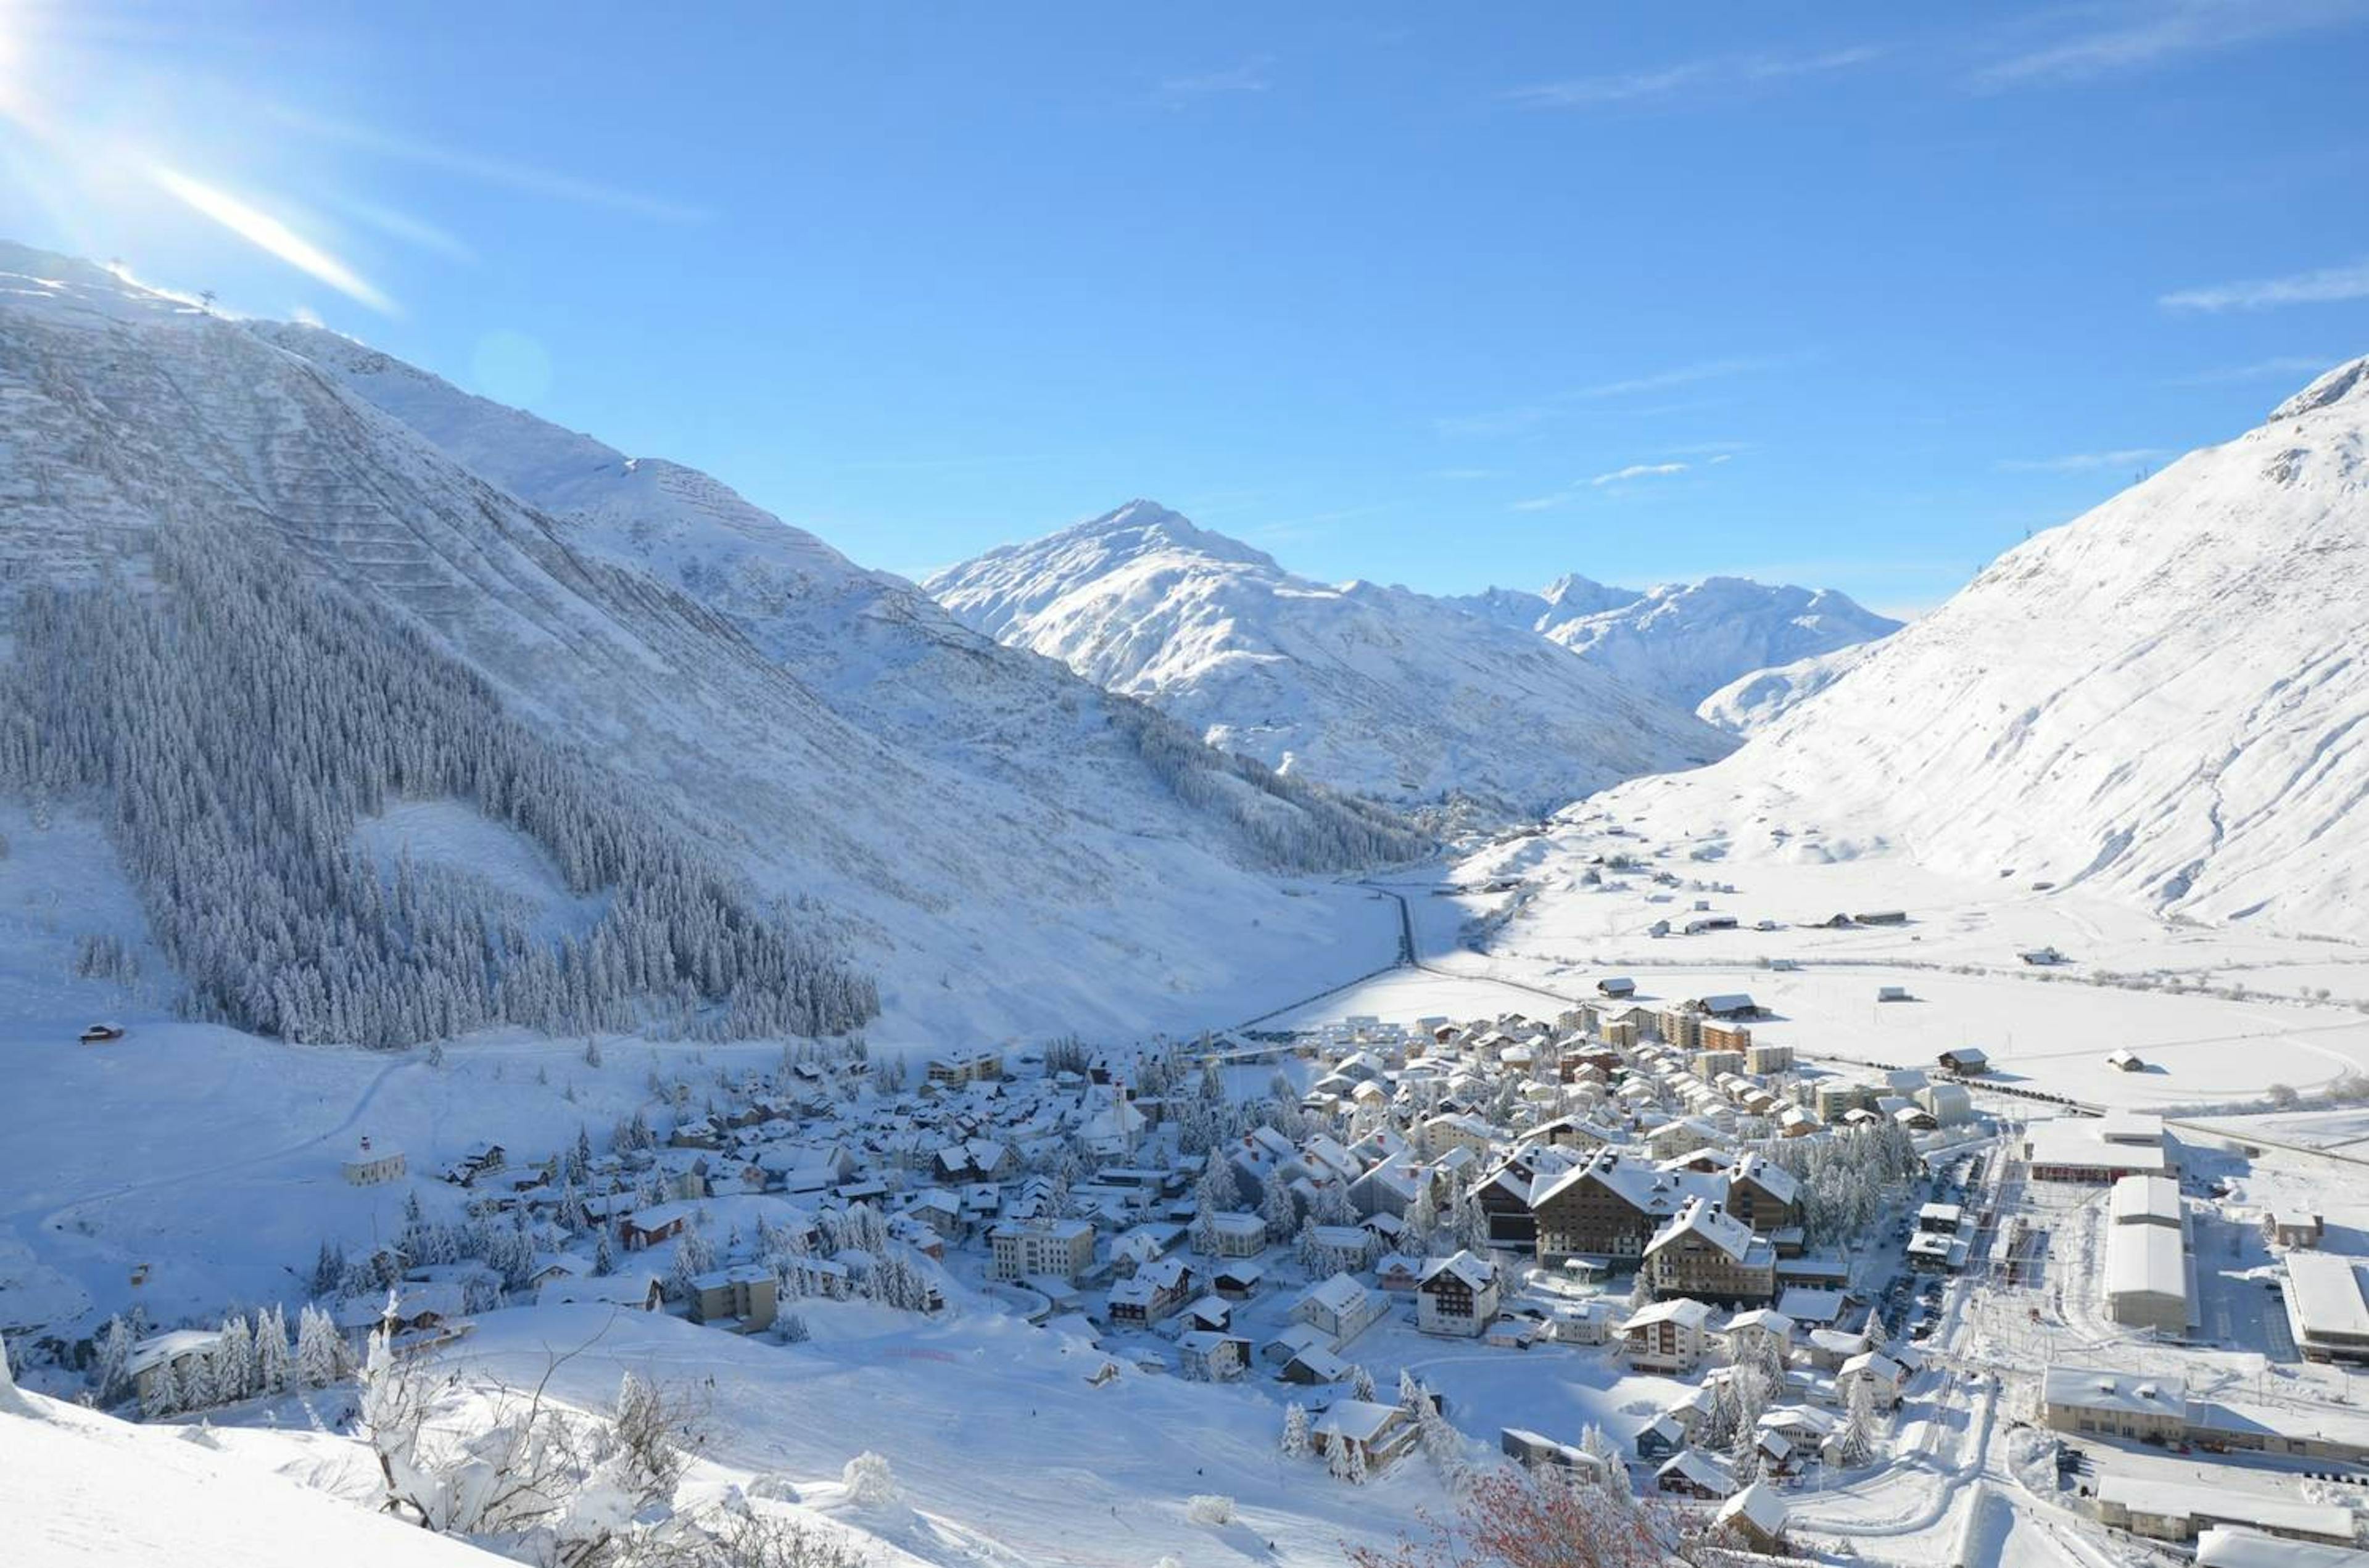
top-left (9, 229), bottom-right (2369, 1568)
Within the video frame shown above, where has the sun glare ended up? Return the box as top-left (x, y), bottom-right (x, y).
top-left (147, 164), bottom-right (394, 313)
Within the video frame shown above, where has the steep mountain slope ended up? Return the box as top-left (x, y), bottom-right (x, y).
top-left (927, 503), bottom-right (1735, 817)
top-left (1594, 355), bottom-right (2369, 936)
top-left (1694, 641), bottom-right (1879, 734)
top-left (1458, 576), bottom-right (1900, 709)
top-left (0, 243), bottom-right (1422, 1047)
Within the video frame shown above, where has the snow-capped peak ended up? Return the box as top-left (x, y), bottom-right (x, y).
top-left (2271, 353), bottom-right (2369, 420)
top-left (928, 506), bottom-right (1733, 816)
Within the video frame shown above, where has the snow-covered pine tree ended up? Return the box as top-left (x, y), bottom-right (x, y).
top-left (1838, 1372), bottom-right (1879, 1466)
top-left (93, 1314), bottom-right (134, 1405)
top-left (296, 1304), bottom-right (344, 1389)
top-left (1281, 1401), bottom-right (1310, 1458)
top-left (255, 1305), bottom-right (293, 1396)
top-left (213, 1313), bottom-right (255, 1403)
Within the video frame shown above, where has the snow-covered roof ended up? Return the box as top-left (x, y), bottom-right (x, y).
top-left (1646, 1197), bottom-right (1761, 1265)
top-left (2113, 1231), bottom-right (2179, 1316)
top-left (1655, 1449), bottom-right (1735, 1493)
top-left (1301, 1271), bottom-right (1373, 1313)
top-left (2098, 1477), bottom-right (2352, 1540)
top-left (2108, 1174), bottom-right (2182, 1226)
top-left (2040, 1366), bottom-right (2188, 1420)
top-left (1419, 1250), bottom-right (1496, 1292)
top-left (1617, 1297), bottom-right (1714, 1334)
top-left (2199, 1526), bottom-right (2369, 1568)
top-left (2024, 1119), bottom-right (2172, 1174)
top-left (2284, 1252), bottom-right (2369, 1342)
top-left (1713, 1479), bottom-right (1787, 1535)
top-left (1315, 1398), bottom-right (1403, 1443)
top-left (125, 1329), bottom-right (223, 1377)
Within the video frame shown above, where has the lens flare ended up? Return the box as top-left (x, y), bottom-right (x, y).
top-left (148, 164), bottom-right (394, 313)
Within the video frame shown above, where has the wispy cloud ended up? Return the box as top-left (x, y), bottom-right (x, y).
top-left (2160, 259), bottom-right (2369, 312)
top-left (1592, 461), bottom-right (1690, 486)
top-left (2165, 355), bottom-right (2342, 384)
top-left (1437, 360), bottom-right (1782, 440)
top-left (1506, 46), bottom-right (1882, 110)
top-left (262, 104), bottom-right (710, 224)
top-left (1573, 357), bottom-right (1779, 400)
top-left (1971, 0), bottom-right (2369, 89)
top-left (1159, 55), bottom-right (1276, 101)
top-left (1511, 453), bottom-right (1727, 512)
top-left (1998, 447), bottom-right (2167, 472)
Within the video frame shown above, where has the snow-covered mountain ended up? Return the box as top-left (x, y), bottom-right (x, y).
top-left (1457, 575), bottom-right (1901, 711)
top-left (927, 503), bottom-right (1735, 818)
top-left (0, 243), bottom-right (1424, 1048)
top-left (1694, 641), bottom-right (1879, 734)
top-left (1593, 355), bottom-right (2369, 937)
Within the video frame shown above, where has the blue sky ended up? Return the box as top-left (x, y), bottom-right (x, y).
top-left (4, 2), bottom-right (2367, 613)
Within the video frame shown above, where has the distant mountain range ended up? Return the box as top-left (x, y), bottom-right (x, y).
top-left (927, 503), bottom-right (1740, 819)
top-left (928, 505), bottom-right (1901, 814)
top-left (1452, 576), bottom-right (1902, 712)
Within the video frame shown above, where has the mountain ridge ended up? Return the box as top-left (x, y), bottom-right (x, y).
top-left (927, 505), bottom-right (1737, 818)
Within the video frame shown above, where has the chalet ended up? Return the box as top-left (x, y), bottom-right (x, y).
top-left (619, 1202), bottom-right (696, 1252)
top-left (1634, 1414), bottom-right (1687, 1459)
top-left (1212, 1260), bottom-right (1265, 1300)
top-left (535, 1273), bottom-right (663, 1313)
top-left (1597, 977), bottom-right (1637, 998)
top-left (1655, 1449), bottom-right (1737, 1500)
top-left (1529, 1147), bottom-right (1698, 1260)
top-left (1176, 1331), bottom-right (1250, 1382)
top-left (2019, 946), bottom-right (2067, 966)
top-left (1937, 1047), bottom-right (1990, 1075)
top-left (1724, 1153), bottom-right (1801, 1233)
top-left (1854, 910), bottom-right (1908, 926)
top-left (1290, 1272), bottom-right (1385, 1347)
top-left (1836, 1350), bottom-right (1904, 1411)
top-left (1278, 1344), bottom-right (1354, 1385)
top-left (1642, 1199), bottom-right (1776, 1306)
top-left (1471, 1157), bottom-right (1548, 1251)
top-left (1374, 1253), bottom-right (1424, 1295)
top-left (1546, 1299), bottom-right (1616, 1345)
top-left (1311, 1399), bottom-right (1418, 1469)
top-left (2107, 1048), bottom-right (2146, 1072)
top-left (1500, 1429), bottom-right (1609, 1485)
top-left (1722, 1308), bottom-right (1795, 1363)
top-left (1617, 1297), bottom-right (1714, 1373)
top-left (1689, 994), bottom-right (1759, 1020)
top-left (1712, 1482), bottom-right (1789, 1553)
top-left (1109, 1260), bottom-right (1194, 1335)
top-left (1877, 986), bottom-right (1912, 1003)
top-left (127, 1329), bottom-right (223, 1407)
top-left (1416, 1250), bottom-right (1501, 1337)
